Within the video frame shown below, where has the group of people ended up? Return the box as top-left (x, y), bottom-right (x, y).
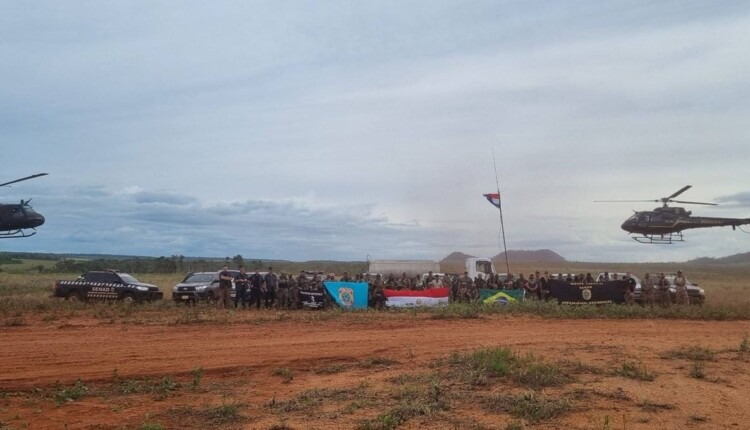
top-left (211, 265), bottom-right (692, 309)
top-left (640, 270), bottom-right (691, 307)
top-left (214, 265), bottom-right (333, 310)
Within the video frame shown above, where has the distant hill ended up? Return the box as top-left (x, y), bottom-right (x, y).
top-left (492, 249), bottom-right (566, 263)
top-left (441, 252), bottom-right (476, 263)
top-left (688, 251), bottom-right (750, 265)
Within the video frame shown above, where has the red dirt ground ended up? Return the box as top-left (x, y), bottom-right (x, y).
top-left (1, 314), bottom-right (749, 429)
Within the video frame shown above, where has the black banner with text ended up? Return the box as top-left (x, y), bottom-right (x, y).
top-left (548, 280), bottom-right (628, 305)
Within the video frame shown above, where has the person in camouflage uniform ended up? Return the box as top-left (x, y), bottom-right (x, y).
top-left (383, 273), bottom-right (396, 290)
top-left (276, 273), bottom-right (290, 309)
top-left (424, 271), bottom-right (435, 287)
top-left (397, 272), bottom-right (411, 290)
top-left (413, 274), bottom-right (424, 290)
top-left (657, 273), bottom-right (671, 307)
top-left (641, 272), bottom-right (655, 308)
top-left (674, 270), bottom-right (689, 305)
top-left (371, 274), bottom-right (386, 309)
top-left (339, 272), bottom-right (353, 282)
top-left (457, 272), bottom-right (473, 302)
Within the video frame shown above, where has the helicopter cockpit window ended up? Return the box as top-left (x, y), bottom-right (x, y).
top-left (626, 214), bottom-right (637, 222)
top-left (639, 214), bottom-right (651, 222)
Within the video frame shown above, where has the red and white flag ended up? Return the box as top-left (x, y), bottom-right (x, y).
top-left (483, 193), bottom-right (501, 209)
top-left (384, 287), bottom-right (450, 307)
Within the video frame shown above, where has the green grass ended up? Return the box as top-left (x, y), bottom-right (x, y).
top-left (269, 386), bottom-right (366, 413)
top-left (53, 379), bottom-right (88, 405)
top-left (113, 375), bottom-right (180, 399)
top-left (357, 379), bottom-right (449, 430)
top-left (166, 400), bottom-right (244, 426)
top-left (611, 362), bottom-right (655, 381)
top-left (662, 345), bottom-right (716, 361)
top-left (482, 390), bottom-right (572, 422)
top-left (2, 269), bottom-right (750, 321)
top-left (274, 367), bottom-right (294, 383)
top-left (445, 347), bottom-right (568, 388)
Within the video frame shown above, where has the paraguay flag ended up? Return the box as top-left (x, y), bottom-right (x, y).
top-left (483, 193), bottom-right (501, 209)
top-left (384, 287), bottom-right (450, 307)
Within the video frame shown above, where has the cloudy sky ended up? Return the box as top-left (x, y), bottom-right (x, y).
top-left (2, 1), bottom-right (750, 262)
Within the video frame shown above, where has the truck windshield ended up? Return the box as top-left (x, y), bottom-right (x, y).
top-left (185, 273), bottom-right (215, 283)
top-left (476, 260), bottom-right (492, 275)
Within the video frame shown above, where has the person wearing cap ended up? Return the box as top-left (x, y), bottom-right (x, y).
top-left (264, 267), bottom-right (278, 309)
top-left (674, 270), bottom-right (689, 305)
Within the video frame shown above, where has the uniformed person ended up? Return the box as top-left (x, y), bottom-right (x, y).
top-left (657, 272), bottom-right (671, 307)
top-left (623, 272), bottom-right (636, 305)
top-left (290, 274), bottom-right (301, 309)
top-left (248, 269), bottom-right (264, 310)
top-left (264, 267), bottom-right (278, 309)
top-left (371, 274), bottom-right (386, 309)
top-left (397, 272), bottom-right (411, 290)
top-left (277, 273), bottom-right (290, 309)
top-left (217, 265), bottom-right (233, 309)
top-left (340, 272), bottom-right (353, 282)
top-left (234, 266), bottom-right (250, 309)
top-left (457, 271), bottom-right (472, 302)
top-left (525, 273), bottom-right (539, 300)
top-left (413, 274), bottom-right (424, 290)
top-left (674, 270), bottom-right (689, 305)
top-left (424, 271), bottom-right (435, 286)
top-left (642, 272), bottom-right (655, 308)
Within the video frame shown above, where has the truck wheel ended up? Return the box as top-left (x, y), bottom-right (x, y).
top-left (121, 293), bottom-right (136, 304)
top-left (67, 291), bottom-right (83, 302)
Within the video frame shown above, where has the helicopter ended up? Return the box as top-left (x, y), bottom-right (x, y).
top-left (0, 173), bottom-right (48, 239)
top-left (596, 185), bottom-right (750, 244)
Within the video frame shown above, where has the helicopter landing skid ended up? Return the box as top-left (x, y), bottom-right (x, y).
top-left (0, 228), bottom-right (37, 239)
top-left (632, 232), bottom-right (684, 244)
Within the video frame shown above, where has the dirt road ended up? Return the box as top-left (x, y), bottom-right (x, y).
top-left (2, 315), bottom-right (749, 429)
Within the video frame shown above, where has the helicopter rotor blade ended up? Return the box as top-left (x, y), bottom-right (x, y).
top-left (670, 200), bottom-right (717, 206)
top-left (664, 185), bottom-right (692, 201)
top-left (594, 200), bottom-right (659, 203)
top-left (0, 173), bottom-right (48, 188)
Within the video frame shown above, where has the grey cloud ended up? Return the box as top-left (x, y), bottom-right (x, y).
top-left (132, 191), bottom-right (197, 206)
top-left (715, 191), bottom-right (750, 208)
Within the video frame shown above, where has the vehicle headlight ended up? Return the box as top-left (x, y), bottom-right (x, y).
top-left (196, 285), bottom-right (208, 292)
top-left (136, 286), bottom-right (149, 292)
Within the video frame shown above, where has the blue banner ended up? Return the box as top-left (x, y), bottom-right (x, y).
top-left (323, 281), bottom-right (369, 310)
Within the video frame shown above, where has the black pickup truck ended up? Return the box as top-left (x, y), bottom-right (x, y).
top-left (53, 270), bottom-right (163, 303)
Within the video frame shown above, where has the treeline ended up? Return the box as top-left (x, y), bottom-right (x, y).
top-left (8, 253), bottom-right (366, 275)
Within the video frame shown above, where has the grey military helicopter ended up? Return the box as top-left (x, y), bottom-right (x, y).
top-left (596, 185), bottom-right (750, 244)
top-left (0, 173), bottom-right (47, 238)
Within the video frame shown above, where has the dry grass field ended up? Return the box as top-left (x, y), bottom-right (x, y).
top-left (0, 264), bottom-right (749, 430)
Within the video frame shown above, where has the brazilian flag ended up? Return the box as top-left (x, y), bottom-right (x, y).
top-left (480, 288), bottom-right (525, 305)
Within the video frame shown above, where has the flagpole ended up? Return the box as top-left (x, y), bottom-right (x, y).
top-left (492, 148), bottom-right (511, 275)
